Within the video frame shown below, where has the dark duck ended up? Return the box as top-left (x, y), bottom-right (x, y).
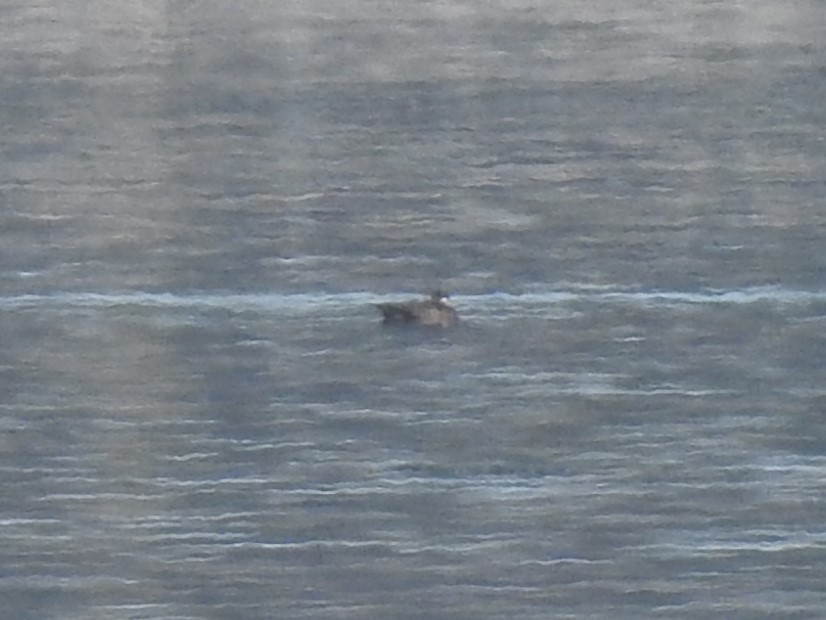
top-left (375, 290), bottom-right (458, 327)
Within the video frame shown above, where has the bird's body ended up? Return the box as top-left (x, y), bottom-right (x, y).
top-left (375, 290), bottom-right (458, 328)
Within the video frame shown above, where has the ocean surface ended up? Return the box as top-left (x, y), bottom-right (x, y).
top-left (2, 1), bottom-right (826, 619)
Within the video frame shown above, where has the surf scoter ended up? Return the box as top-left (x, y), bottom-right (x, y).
top-left (375, 290), bottom-right (458, 327)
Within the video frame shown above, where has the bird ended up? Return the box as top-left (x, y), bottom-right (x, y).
top-left (375, 290), bottom-right (458, 327)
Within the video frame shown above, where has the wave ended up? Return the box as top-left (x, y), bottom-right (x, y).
top-left (0, 285), bottom-right (823, 313)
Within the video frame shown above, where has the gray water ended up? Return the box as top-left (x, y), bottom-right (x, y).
top-left (2, 2), bottom-right (826, 619)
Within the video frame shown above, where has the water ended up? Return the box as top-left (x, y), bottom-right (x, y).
top-left (2, 1), bottom-right (826, 619)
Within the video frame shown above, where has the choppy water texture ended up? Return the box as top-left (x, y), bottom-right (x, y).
top-left (2, 2), bottom-right (826, 619)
